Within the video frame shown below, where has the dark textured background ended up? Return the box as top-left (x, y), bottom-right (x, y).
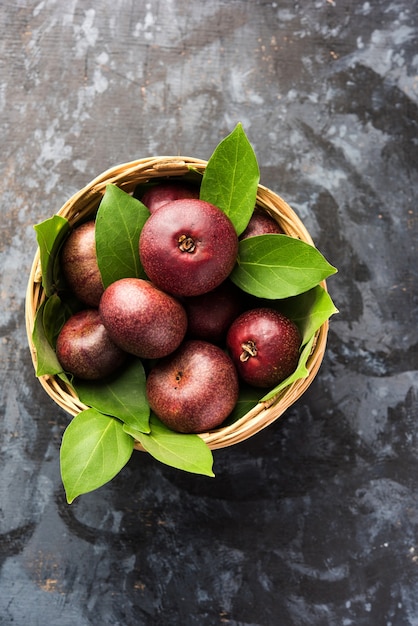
top-left (1, 2), bottom-right (417, 625)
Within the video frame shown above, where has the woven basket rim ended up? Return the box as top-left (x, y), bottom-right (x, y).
top-left (25, 156), bottom-right (329, 450)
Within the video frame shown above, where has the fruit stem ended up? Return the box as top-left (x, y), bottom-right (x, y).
top-left (240, 340), bottom-right (257, 362)
top-left (178, 234), bottom-right (196, 253)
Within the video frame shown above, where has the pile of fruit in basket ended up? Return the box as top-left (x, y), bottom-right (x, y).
top-left (31, 124), bottom-right (337, 502)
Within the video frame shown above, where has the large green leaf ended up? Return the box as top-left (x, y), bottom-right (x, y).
top-left (60, 409), bottom-right (134, 504)
top-left (95, 184), bottom-right (150, 288)
top-left (124, 415), bottom-right (214, 477)
top-left (73, 359), bottom-right (150, 434)
top-left (34, 215), bottom-right (70, 296)
top-left (199, 123), bottom-right (259, 235)
top-left (231, 234), bottom-right (337, 299)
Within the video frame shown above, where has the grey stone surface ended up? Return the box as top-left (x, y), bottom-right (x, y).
top-left (1, 1), bottom-right (417, 624)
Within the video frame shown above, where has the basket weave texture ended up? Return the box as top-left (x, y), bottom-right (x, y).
top-left (25, 156), bottom-right (329, 450)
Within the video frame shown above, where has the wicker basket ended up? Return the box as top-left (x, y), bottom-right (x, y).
top-left (25, 156), bottom-right (329, 451)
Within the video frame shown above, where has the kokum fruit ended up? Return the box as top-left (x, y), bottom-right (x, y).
top-left (139, 199), bottom-right (239, 297)
top-left (146, 339), bottom-right (239, 434)
top-left (140, 181), bottom-right (199, 214)
top-left (56, 309), bottom-right (127, 380)
top-left (60, 220), bottom-right (104, 307)
top-left (99, 278), bottom-right (187, 359)
top-left (183, 280), bottom-right (244, 344)
top-left (239, 208), bottom-right (284, 240)
top-left (226, 307), bottom-right (301, 388)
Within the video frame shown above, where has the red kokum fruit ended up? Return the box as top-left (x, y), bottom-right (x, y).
top-left (226, 308), bottom-right (301, 388)
top-left (146, 339), bottom-right (239, 434)
top-left (99, 278), bottom-right (187, 359)
top-left (56, 309), bottom-right (126, 380)
top-left (184, 280), bottom-right (244, 344)
top-left (60, 220), bottom-right (104, 307)
top-left (141, 181), bottom-right (199, 214)
top-left (240, 208), bottom-right (284, 240)
top-left (139, 198), bottom-right (239, 297)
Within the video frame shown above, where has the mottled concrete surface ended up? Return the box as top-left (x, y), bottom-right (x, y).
top-left (1, 2), bottom-right (417, 625)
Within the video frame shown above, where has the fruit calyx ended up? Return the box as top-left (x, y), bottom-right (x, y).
top-left (178, 234), bottom-right (196, 253)
top-left (240, 340), bottom-right (258, 362)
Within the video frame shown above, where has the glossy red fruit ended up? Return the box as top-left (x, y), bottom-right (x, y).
top-left (56, 309), bottom-right (126, 380)
top-left (226, 307), bottom-right (301, 388)
top-left (60, 220), bottom-right (104, 307)
top-left (99, 278), bottom-right (187, 359)
top-left (240, 208), bottom-right (284, 240)
top-left (146, 340), bottom-right (239, 434)
top-left (184, 280), bottom-right (244, 344)
top-left (141, 181), bottom-right (199, 214)
top-left (139, 198), bottom-right (239, 297)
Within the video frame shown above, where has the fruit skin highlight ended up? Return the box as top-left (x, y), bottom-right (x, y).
top-left (139, 198), bottom-right (239, 298)
top-left (146, 340), bottom-right (239, 434)
top-left (56, 309), bottom-right (126, 380)
top-left (226, 308), bottom-right (301, 388)
top-left (99, 278), bottom-right (187, 359)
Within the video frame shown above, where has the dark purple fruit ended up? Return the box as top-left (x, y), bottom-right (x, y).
top-left (184, 281), bottom-right (244, 344)
top-left (240, 208), bottom-right (284, 240)
top-left (139, 198), bottom-right (239, 297)
top-left (141, 181), bottom-right (199, 214)
top-left (56, 309), bottom-right (126, 380)
top-left (226, 308), bottom-right (301, 388)
top-left (146, 339), bottom-right (239, 433)
top-left (99, 278), bottom-right (187, 359)
top-left (60, 220), bottom-right (104, 307)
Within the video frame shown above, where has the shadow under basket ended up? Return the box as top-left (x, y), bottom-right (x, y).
top-left (25, 156), bottom-right (329, 451)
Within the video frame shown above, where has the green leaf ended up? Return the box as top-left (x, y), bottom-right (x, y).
top-left (231, 234), bottom-right (337, 299)
top-left (60, 408), bottom-right (134, 503)
top-left (200, 123), bottom-right (260, 235)
top-left (73, 359), bottom-right (150, 434)
top-left (42, 293), bottom-right (73, 348)
top-left (34, 215), bottom-right (70, 296)
top-left (32, 299), bottom-right (66, 377)
top-left (124, 414), bottom-right (215, 477)
top-left (95, 184), bottom-right (150, 288)
top-left (277, 285), bottom-right (338, 346)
